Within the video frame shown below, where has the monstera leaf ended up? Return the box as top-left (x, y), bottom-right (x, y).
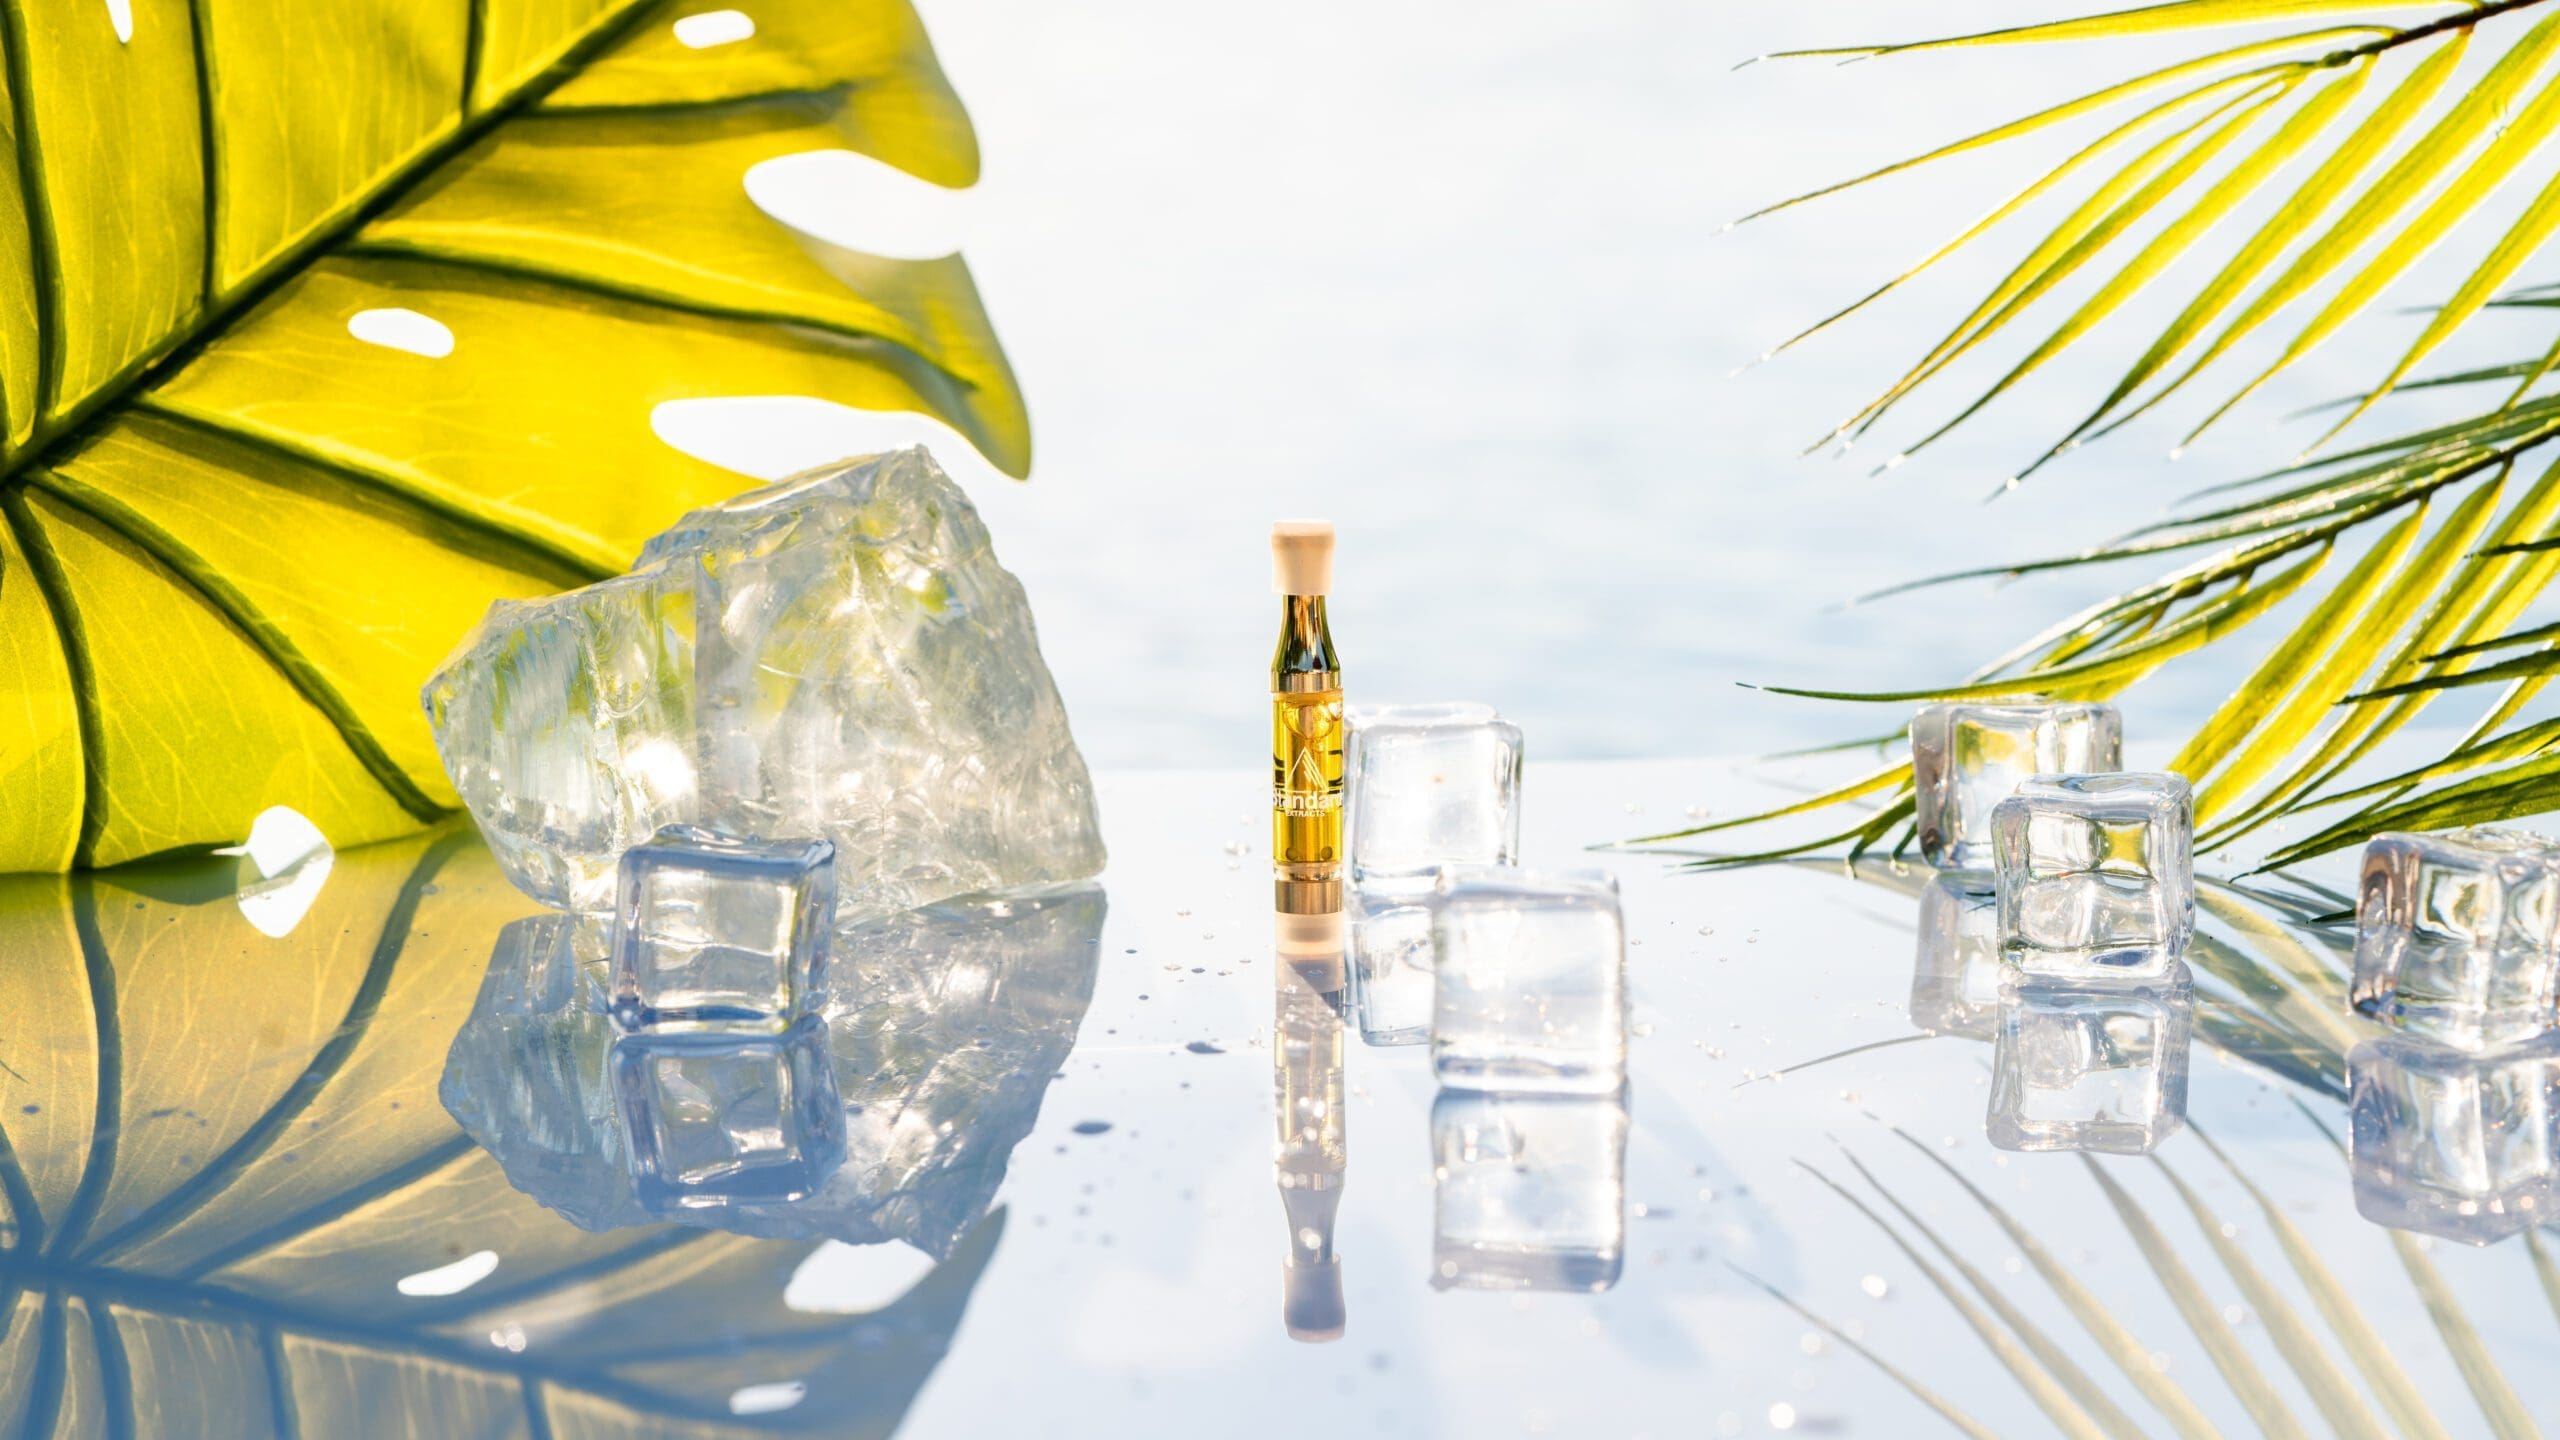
top-left (0, 831), bottom-right (1001, 1435)
top-left (0, 0), bottom-right (1027, 872)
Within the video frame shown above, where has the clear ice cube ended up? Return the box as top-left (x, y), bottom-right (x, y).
top-left (2349, 1034), bottom-right (2560, 1245)
top-left (1987, 979), bottom-right (2191, 1154)
top-left (1346, 703), bottom-right (1523, 884)
top-left (1910, 875), bottom-right (2004, 1041)
top-left (1430, 1089), bottom-right (1627, 1292)
top-left (1349, 880), bottom-right (1434, 1046)
top-left (2351, 828), bottom-right (2560, 1049)
top-left (1431, 867), bottom-right (1626, 1095)
top-left (1991, 771), bottom-right (2193, 978)
top-left (612, 1015), bottom-right (847, 1209)
top-left (613, 825), bottom-right (837, 1032)
top-left (1913, 701), bottom-right (2121, 872)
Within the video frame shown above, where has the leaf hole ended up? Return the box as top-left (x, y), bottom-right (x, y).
top-left (745, 151), bottom-right (968, 261)
top-left (104, 0), bottom-right (132, 42)
top-left (652, 396), bottom-right (978, 481)
top-left (216, 806), bottom-right (333, 939)
top-left (347, 307), bottom-right (456, 358)
top-left (728, 1382), bottom-right (806, 1416)
top-left (673, 9), bottom-right (755, 48)
top-left (396, 1249), bottom-right (500, 1297)
top-left (782, 1238), bottom-right (938, 1313)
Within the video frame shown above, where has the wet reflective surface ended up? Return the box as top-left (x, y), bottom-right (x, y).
top-left (1, 760), bottom-right (2557, 1435)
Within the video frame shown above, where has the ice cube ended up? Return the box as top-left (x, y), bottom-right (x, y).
top-left (1430, 1089), bottom-right (1626, 1292)
top-left (2350, 828), bottom-right (2560, 1049)
top-left (1431, 867), bottom-right (1626, 1095)
top-left (1346, 703), bottom-right (1523, 884)
top-left (2349, 1034), bottom-right (2560, 1245)
top-left (1987, 979), bottom-right (2191, 1155)
top-left (1991, 772), bottom-right (2192, 978)
top-left (1911, 875), bottom-right (2004, 1041)
top-left (612, 1015), bottom-right (846, 1209)
top-left (1913, 701), bottom-right (2121, 872)
top-left (1349, 880), bottom-right (1434, 1046)
top-left (612, 826), bottom-right (837, 1032)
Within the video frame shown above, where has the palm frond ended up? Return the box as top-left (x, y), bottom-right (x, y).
top-left (1707, 0), bottom-right (2560, 865)
top-left (1750, 1), bottom-right (2560, 464)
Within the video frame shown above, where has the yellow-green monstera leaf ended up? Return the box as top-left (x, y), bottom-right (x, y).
top-left (0, 0), bottom-right (1027, 872)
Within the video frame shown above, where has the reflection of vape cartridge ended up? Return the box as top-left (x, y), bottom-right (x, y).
top-left (1274, 908), bottom-right (1348, 1342)
top-left (1270, 521), bottom-right (1343, 915)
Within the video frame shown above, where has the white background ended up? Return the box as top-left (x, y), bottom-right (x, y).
top-left (677, 0), bottom-right (2560, 768)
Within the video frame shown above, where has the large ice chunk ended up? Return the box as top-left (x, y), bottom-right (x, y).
top-left (612, 826), bottom-right (836, 1033)
top-left (423, 447), bottom-right (1105, 916)
top-left (2351, 828), bottom-right (2560, 1049)
top-left (1431, 867), bottom-right (1626, 1095)
top-left (1913, 701), bottom-right (2121, 872)
top-left (1430, 1089), bottom-right (1627, 1292)
top-left (1345, 703), bottom-right (1523, 883)
top-left (1992, 772), bottom-right (2193, 979)
top-left (1987, 979), bottom-right (2191, 1155)
top-left (2349, 1035), bottom-right (2560, 1245)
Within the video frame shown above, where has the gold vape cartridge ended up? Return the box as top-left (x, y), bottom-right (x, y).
top-left (1270, 521), bottom-right (1343, 914)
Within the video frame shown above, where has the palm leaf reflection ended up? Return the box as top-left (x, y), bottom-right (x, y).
top-left (0, 827), bottom-right (1100, 1436)
top-left (1753, 864), bottom-right (2554, 1438)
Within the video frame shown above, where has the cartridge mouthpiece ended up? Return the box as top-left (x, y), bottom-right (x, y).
top-left (1271, 521), bottom-right (1334, 595)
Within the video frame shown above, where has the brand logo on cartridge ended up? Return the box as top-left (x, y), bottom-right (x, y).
top-left (1273, 748), bottom-right (1341, 813)
top-left (1274, 743), bottom-right (1341, 814)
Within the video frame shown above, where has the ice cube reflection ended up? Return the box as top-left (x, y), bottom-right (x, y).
top-left (1910, 875), bottom-right (2003, 1042)
top-left (443, 883), bottom-right (1106, 1255)
top-left (2349, 1033), bottom-right (2560, 1246)
top-left (614, 1016), bottom-right (848, 1208)
top-left (1430, 1088), bottom-right (1628, 1293)
top-left (1986, 975), bottom-right (2192, 1156)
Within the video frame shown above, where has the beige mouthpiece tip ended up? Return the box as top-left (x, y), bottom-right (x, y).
top-left (1271, 520), bottom-right (1335, 595)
